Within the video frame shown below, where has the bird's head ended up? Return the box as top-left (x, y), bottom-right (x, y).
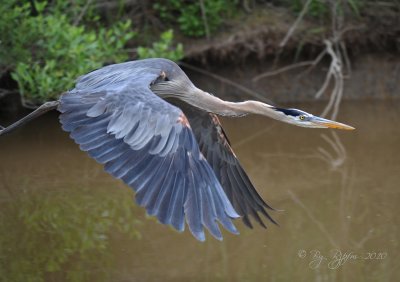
top-left (272, 107), bottom-right (355, 130)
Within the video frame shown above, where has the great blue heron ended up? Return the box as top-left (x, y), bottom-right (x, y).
top-left (0, 58), bottom-right (354, 241)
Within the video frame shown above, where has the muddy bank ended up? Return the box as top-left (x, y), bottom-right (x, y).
top-left (178, 3), bottom-right (400, 104)
top-left (183, 53), bottom-right (400, 104)
top-left (182, 3), bottom-right (399, 63)
top-left (1, 53), bottom-right (398, 117)
top-left (1, 1), bottom-right (399, 112)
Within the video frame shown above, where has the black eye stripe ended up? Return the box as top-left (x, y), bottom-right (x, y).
top-left (273, 107), bottom-right (302, 117)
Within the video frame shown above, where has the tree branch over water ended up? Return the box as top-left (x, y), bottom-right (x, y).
top-left (180, 62), bottom-right (273, 103)
top-left (279, 0), bottom-right (313, 49)
top-left (252, 0), bottom-right (364, 120)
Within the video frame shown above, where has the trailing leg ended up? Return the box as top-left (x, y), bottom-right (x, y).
top-left (0, 101), bottom-right (59, 136)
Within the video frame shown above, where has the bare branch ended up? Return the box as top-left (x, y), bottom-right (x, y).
top-left (179, 62), bottom-right (272, 103)
top-left (331, 70), bottom-right (343, 120)
top-left (279, 0), bottom-right (313, 48)
top-left (314, 64), bottom-right (334, 99)
top-left (74, 0), bottom-right (94, 26)
top-left (252, 61), bottom-right (315, 82)
top-left (199, 0), bottom-right (210, 40)
top-left (340, 41), bottom-right (352, 77)
top-left (254, 49), bottom-right (327, 86)
top-left (298, 49), bottom-right (327, 78)
top-left (318, 39), bottom-right (344, 120)
top-left (319, 72), bottom-right (338, 118)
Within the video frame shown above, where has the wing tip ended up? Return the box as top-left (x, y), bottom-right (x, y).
top-left (192, 230), bottom-right (206, 242)
top-left (229, 228), bottom-right (240, 236)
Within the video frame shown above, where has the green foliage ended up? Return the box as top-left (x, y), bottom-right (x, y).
top-left (0, 0), bottom-right (134, 105)
top-left (289, 0), bottom-right (363, 19)
top-left (137, 30), bottom-right (184, 61)
top-left (48, 0), bottom-right (99, 23)
top-left (290, 0), bottom-right (329, 18)
top-left (154, 0), bottom-right (237, 37)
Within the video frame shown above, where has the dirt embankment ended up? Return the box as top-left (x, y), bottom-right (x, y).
top-left (181, 4), bottom-right (399, 63)
top-left (184, 53), bottom-right (399, 104)
top-left (178, 4), bottom-right (399, 103)
top-left (1, 2), bottom-right (398, 111)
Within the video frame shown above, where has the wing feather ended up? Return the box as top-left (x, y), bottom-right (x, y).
top-left (59, 59), bottom-right (240, 241)
top-left (173, 101), bottom-right (277, 229)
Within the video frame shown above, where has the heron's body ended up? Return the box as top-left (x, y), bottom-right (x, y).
top-left (0, 58), bottom-right (354, 241)
top-left (58, 58), bottom-right (273, 241)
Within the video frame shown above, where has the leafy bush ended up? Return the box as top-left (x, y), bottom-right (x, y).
top-left (289, 0), bottom-right (328, 18)
top-left (289, 0), bottom-right (363, 18)
top-left (137, 30), bottom-right (184, 61)
top-left (0, 1), bottom-right (134, 106)
top-left (154, 0), bottom-right (237, 37)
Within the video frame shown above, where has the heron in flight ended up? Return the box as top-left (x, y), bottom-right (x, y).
top-left (0, 58), bottom-right (354, 241)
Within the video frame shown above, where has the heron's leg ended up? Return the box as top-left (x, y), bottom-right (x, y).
top-left (0, 100), bottom-right (59, 136)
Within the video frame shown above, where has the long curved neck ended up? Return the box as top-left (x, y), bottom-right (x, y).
top-left (151, 81), bottom-right (283, 120)
top-left (184, 87), bottom-right (281, 119)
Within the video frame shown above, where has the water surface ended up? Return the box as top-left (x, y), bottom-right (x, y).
top-left (0, 100), bottom-right (399, 281)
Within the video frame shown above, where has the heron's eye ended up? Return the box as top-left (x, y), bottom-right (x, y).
top-left (299, 115), bottom-right (306, 120)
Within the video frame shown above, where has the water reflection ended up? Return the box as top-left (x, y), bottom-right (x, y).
top-left (0, 100), bottom-right (399, 281)
top-left (0, 171), bottom-right (141, 281)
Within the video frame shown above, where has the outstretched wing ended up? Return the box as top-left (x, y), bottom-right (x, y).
top-left (58, 61), bottom-right (239, 241)
top-left (174, 102), bottom-right (277, 228)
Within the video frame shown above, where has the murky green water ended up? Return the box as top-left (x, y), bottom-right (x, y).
top-left (0, 100), bottom-right (399, 281)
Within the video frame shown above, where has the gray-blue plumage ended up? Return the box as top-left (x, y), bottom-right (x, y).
top-left (0, 58), bottom-right (354, 240)
top-left (59, 59), bottom-right (243, 241)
